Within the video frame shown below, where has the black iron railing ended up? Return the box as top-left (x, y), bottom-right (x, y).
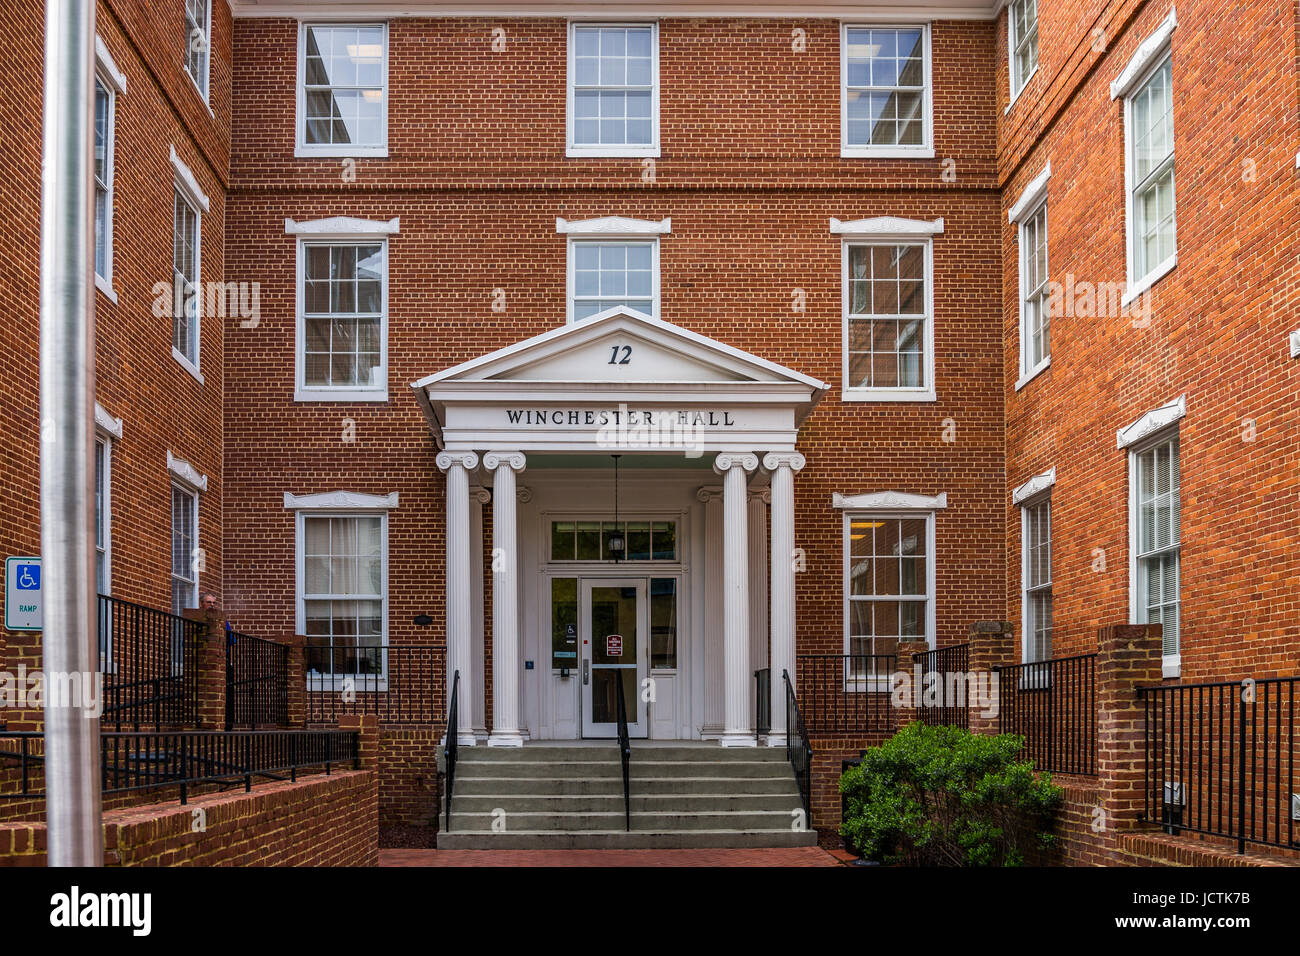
top-left (795, 654), bottom-right (896, 734)
top-left (615, 672), bottom-right (631, 832)
top-left (0, 729), bottom-right (359, 805)
top-left (444, 670), bottom-right (459, 832)
top-left (911, 642), bottom-right (971, 729)
top-left (1139, 676), bottom-right (1298, 854)
top-left (98, 594), bottom-right (203, 731)
top-left (225, 625), bottom-right (289, 730)
top-left (305, 640), bottom-right (440, 724)
top-left (754, 667), bottom-right (771, 740)
top-left (785, 670), bottom-right (813, 824)
top-left (995, 653), bottom-right (1097, 775)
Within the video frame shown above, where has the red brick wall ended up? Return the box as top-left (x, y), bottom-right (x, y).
top-left (997, 0), bottom-right (1300, 677)
top-left (0, 0), bottom-right (232, 685)
top-left (222, 17), bottom-right (1008, 696)
top-left (0, 769), bottom-right (377, 866)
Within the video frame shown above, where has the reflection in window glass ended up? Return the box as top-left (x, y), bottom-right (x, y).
top-left (650, 578), bottom-right (677, 669)
top-left (551, 577), bottom-right (579, 669)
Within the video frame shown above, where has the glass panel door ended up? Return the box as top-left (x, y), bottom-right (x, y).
top-left (581, 578), bottom-right (648, 738)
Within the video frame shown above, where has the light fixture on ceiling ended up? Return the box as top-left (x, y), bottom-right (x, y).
top-left (608, 454), bottom-right (625, 562)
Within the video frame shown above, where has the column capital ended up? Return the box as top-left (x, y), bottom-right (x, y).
top-left (713, 452), bottom-right (758, 476)
top-left (436, 450), bottom-right (479, 472)
top-left (762, 451), bottom-right (806, 473)
top-left (696, 486), bottom-right (723, 503)
top-left (748, 488), bottom-right (771, 504)
top-left (483, 450), bottom-right (527, 473)
top-left (516, 486), bottom-right (533, 504)
top-left (471, 486), bottom-right (492, 505)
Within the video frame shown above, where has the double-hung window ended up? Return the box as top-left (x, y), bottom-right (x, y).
top-left (172, 188), bottom-right (201, 374)
top-left (299, 23), bottom-right (388, 156)
top-left (559, 216), bottom-right (668, 323)
top-left (567, 23), bottom-right (659, 157)
top-left (302, 243), bottom-right (386, 393)
top-left (301, 515), bottom-right (387, 681)
top-left (1022, 497), bottom-right (1052, 663)
top-left (183, 0), bottom-right (211, 101)
top-left (95, 437), bottom-right (111, 594)
top-left (170, 485), bottom-right (199, 616)
top-left (1008, 0), bottom-right (1039, 101)
top-left (1019, 201), bottom-right (1050, 380)
top-left (841, 232), bottom-right (935, 401)
top-left (845, 514), bottom-right (933, 684)
top-left (1133, 433), bottom-right (1180, 668)
top-left (1113, 10), bottom-right (1178, 301)
top-left (841, 25), bottom-right (931, 158)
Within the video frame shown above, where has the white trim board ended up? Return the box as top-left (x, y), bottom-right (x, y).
top-left (1110, 7), bottom-right (1178, 101)
top-left (1011, 467), bottom-right (1054, 505)
top-left (1116, 395), bottom-right (1185, 450)
top-left (284, 490), bottom-right (400, 510)
top-left (167, 451), bottom-right (209, 493)
top-left (830, 216), bottom-right (944, 237)
top-left (286, 216), bottom-right (400, 236)
top-left (229, 3), bottom-right (1003, 20)
top-left (170, 146), bottom-right (210, 213)
top-left (832, 491), bottom-right (947, 510)
top-left (1007, 162), bottom-right (1050, 224)
top-left (557, 216), bottom-right (670, 236)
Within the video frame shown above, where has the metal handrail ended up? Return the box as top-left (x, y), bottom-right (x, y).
top-left (784, 669), bottom-right (813, 824)
top-left (616, 673), bottom-right (631, 832)
top-left (444, 670), bottom-right (459, 832)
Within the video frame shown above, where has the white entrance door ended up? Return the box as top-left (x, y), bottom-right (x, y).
top-left (581, 578), bottom-right (648, 738)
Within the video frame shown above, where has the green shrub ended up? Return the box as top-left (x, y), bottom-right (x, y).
top-left (839, 722), bottom-right (1063, 866)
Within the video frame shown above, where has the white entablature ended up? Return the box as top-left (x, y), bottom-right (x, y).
top-left (411, 307), bottom-right (829, 454)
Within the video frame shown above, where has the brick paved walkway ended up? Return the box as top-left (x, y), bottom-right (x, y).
top-left (379, 847), bottom-right (844, 867)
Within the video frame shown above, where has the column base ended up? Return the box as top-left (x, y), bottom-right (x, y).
top-left (487, 731), bottom-right (525, 748)
top-left (719, 733), bottom-right (758, 748)
top-left (765, 733), bottom-right (788, 748)
top-left (456, 733), bottom-right (478, 747)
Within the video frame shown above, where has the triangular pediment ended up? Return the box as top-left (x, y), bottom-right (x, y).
top-left (413, 308), bottom-right (827, 390)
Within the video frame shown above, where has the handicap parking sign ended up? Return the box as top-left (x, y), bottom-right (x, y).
top-left (5, 557), bottom-right (43, 630)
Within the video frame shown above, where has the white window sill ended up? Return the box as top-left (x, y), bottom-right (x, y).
top-left (95, 273), bottom-right (117, 304)
top-left (295, 145), bottom-right (389, 159)
top-left (294, 388), bottom-right (389, 403)
top-left (172, 348), bottom-right (204, 385)
top-left (1162, 655), bottom-right (1181, 679)
top-left (567, 145), bottom-right (660, 159)
top-left (841, 146), bottom-right (935, 160)
top-left (841, 387), bottom-right (937, 403)
top-left (1014, 357), bottom-right (1050, 392)
top-left (1122, 254), bottom-right (1177, 308)
top-left (1005, 66), bottom-right (1039, 114)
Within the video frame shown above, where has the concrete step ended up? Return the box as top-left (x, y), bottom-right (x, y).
top-left (452, 760), bottom-right (792, 779)
top-left (447, 793), bottom-right (802, 813)
top-left (451, 775), bottom-right (799, 796)
top-left (446, 810), bottom-right (802, 832)
top-left (436, 829), bottom-right (821, 850)
top-left (456, 745), bottom-right (785, 763)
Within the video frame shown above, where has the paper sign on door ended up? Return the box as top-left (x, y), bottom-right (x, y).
top-left (605, 634), bottom-right (623, 657)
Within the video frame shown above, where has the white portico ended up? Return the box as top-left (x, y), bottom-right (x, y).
top-left (412, 308), bottom-right (827, 747)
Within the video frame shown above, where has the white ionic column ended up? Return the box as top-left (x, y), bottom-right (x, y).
top-left (714, 452), bottom-right (758, 747)
top-left (484, 451), bottom-right (526, 747)
top-left (469, 486), bottom-right (491, 741)
top-left (437, 450), bottom-right (479, 746)
top-left (763, 452), bottom-right (805, 747)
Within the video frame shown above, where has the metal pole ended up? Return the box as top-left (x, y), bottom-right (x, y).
top-left (39, 0), bottom-right (101, 866)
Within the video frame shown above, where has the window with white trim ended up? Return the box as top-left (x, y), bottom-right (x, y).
top-left (172, 187), bottom-right (200, 371)
top-left (844, 242), bottom-right (932, 398)
top-left (841, 25), bottom-right (931, 157)
top-left (93, 76), bottom-right (115, 285)
top-left (95, 437), bottom-right (111, 594)
top-left (569, 240), bottom-right (656, 321)
top-left (1019, 201), bottom-right (1050, 379)
top-left (1009, 0), bottom-right (1039, 100)
top-left (183, 0), bottom-right (211, 101)
top-left (1021, 497), bottom-right (1052, 663)
top-left (299, 23), bottom-right (388, 155)
top-left (300, 515), bottom-right (386, 678)
top-left (1132, 432), bottom-right (1180, 662)
top-left (301, 242), bottom-right (386, 392)
top-left (845, 514), bottom-right (932, 682)
top-left (170, 485), bottom-right (198, 615)
top-left (1125, 54), bottom-right (1176, 289)
top-left (567, 23), bottom-right (659, 157)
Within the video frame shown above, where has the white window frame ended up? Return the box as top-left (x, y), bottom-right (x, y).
top-left (288, 216), bottom-right (397, 402)
top-left (94, 437), bottom-right (112, 595)
top-left (840, 23), bottom-right (934, 159)
top-left (1113, 9), bottom-right (1178, 306)
top-left (1007, 0), bottom-right (1039, 107)
top-left (183, 0), bottom-right (212, 103)
top-left (290, 499), bottom-right (393, 692)
top-left (296, 21), bottom-right (390, 159)
top-left (170, 147), bottom-right (209, 384)
top-left (1019, 493), bottom-right (1052, 664)
top-left (834, 217), bottom-right (941, 403)
top-left (558, 216), bottom-right (669, 324)
top-left (841, 509), bottom-right (938, 690)
top-left (1119, 396), bottom-right (1185, 678)
top-left (170, 483), bottom-right (200, 616)
top-left (566, 20), bottom-right (661, 159)
top-left (94, 37), bottom-right (125, 302)
top-left (1010, 163), bottom-right (1051, 388)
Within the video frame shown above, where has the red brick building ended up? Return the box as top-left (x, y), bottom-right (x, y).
top-left (1, 0), bottom-right (1297, 859)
